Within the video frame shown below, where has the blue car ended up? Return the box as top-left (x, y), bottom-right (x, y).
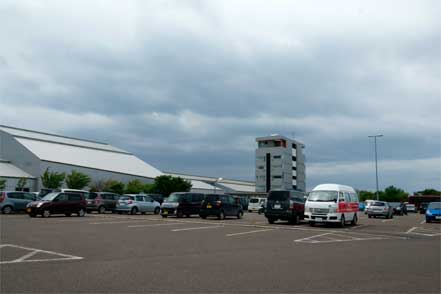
top-left (425, 202), bottom-right (441, 223)
top-left (358, 202), bottom-right (365, 211)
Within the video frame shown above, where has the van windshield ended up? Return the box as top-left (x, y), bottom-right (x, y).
top-left (167, 194), bottom-right (184, 203)
top-left (87, 193), bottom-right (98, 200)
top-left (41, 192), bottom-right (59, 201)
top-left (308, 191), bottom-right (338, 202)
top-left (249, 198), bottom-right (259, 203)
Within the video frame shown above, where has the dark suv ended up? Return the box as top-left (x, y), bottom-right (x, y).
top-left (161, 192), bottom-right (204, 218)
top-left (0, 191), bottom-right (39, 214)
top-left (86, 192), bottom-right (120, 213)
top-left (26, 191), bottom-right (87, 217)
top-left (199, 194), bottom-right (243, 220)
top-left (265, 190), bottom-right (305, 224)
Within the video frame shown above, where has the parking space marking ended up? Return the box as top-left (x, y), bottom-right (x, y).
top-left (90, 220), bottom-right (153, 225)
top-left (405, 227), bottom-right (441, 237)
top-left (381, 219), bottom-right (395, 223)
top-left (226, 228), bottom-right (275, 237)
top-left (171, 225), bottom-right (224, 232)
top-left (420, 220), bottom-right (426, 224)
top-left (0, 244), bottom-right (83, 264)
top-left (350, 224), bottom-right (367, 230)
top-left (128, 223), bottom-right (186, 228)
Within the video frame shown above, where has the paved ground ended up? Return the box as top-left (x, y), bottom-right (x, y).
top-left (0, 211), bottom-right (440, 293)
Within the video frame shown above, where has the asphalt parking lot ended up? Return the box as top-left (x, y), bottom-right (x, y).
top-left (1, 212), bottom-right (440, 293)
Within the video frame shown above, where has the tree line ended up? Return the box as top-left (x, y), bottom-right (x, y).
top-left (358, 186), bottom-right (441, 202)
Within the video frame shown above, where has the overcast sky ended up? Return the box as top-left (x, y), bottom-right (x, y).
top-left (1, 0), bottom-right (440, 192)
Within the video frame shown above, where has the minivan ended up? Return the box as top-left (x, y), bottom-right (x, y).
top-left (248, 197), bottom-right (267, 213)
top-left (0, 191), bottom-right (39, 214)
top-left (161, 192), bottom-right (205, 218)
top-left (26, 191), bottom-right (87, 217)
top-left (304, 184), bottom-right (359, 227)
top-left (199, 194), bottom-right (243, 219)
top-left (265, 190), bottom-right (305, 224)
top-left (86, 192), bottom-right (120, 214)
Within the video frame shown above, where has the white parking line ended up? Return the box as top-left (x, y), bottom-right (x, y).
top-left (171, 225), bottom-right (223, 232)
top-left (420, 220), bottom-right (426, 224)
top-left (90, 220), bottom-right (152, 225)
top-left (226, 228), bottom-right (275, 237)
top-left (294, 232), bottom-right (333, 243)
top-left (0, 244), bottom-right (83, 264)
top-left (406, 227), bottom-right (418, 234)
top-left (128, 223), bottom-right (185, 228)
top-left (381, 219), bottom-right (394, 223)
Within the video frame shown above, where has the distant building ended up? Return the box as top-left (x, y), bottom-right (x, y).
top-left (255, 135), bottom-right (305, 192)
top-left (0, 125), bottom-right (214, 193)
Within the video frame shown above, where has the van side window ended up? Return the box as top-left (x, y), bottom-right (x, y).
top-left (56, 194), bottom-right (68, 201)
top-left (344, 193), bottom-right (351, 202)
top-left (136, 196), bottom-right (144, 202)
top-left (339, 192), bottom-right (345, 202)
top-left (68, 193), bottom-right (81, 201)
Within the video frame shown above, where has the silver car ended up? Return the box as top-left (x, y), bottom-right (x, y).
top-left (115, 194), bottom-right (161, 215)
top-left (366, 201), bottom-right (393, 219)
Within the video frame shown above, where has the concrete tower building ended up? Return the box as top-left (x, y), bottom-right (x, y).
top-left (255, 135), bottom-right (305, 192)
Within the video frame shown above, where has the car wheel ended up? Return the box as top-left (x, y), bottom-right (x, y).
top-left (339, 215), bottom-right (345, 227)
top-left (268, 218), bottom-right (275, 224)
top-left (98, 206), bottom-right (106, 214)
top-left (118, 211), bottom-right (122, 214)
top-left (77, 209), bottom-right (86, 217)
top-left (248, 210), bottom-right (252, 213)
top-left (2, 206), bottom-right (13, 214)
top-left (351, 214), bottom-right (358, 226)
top-left (130, 207), bottom-right (138, 215)
top-left (237, 210), bottom-right (243, 219)
top-left (368, 215), bottom-right (372, 218)
top-left (65, 212), bottom-right (72, 217)
top-left (154, 207), bottom-right (160, 215)
top-left (42, 210), bottom-right (50, 218)
top-left (218, 210), bottom-right (225, 220)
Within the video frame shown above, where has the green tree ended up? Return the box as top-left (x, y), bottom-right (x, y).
top-left (382, 185), bottom-right (408, 202)
top-left (103, 180), bottom-right (125, 195)
top-left (0, 178), bottom-right (6, 190)
top-left (16, 177), bottom-right (28, 191)
top-left (151, 175), bottom-right (192, 197)
top-left (125, 179), bottom-right (145, 194)
top-left (41, 168), bottom-right (65, 189)
top-left (358, 190), bottom-right (375, 201)
top-left (143, 183), bottom-right (155, 193)
top-left (66, 170), bottom-right (91, 190)
top-left (89, 179), bottom-right (106, 192)
top-left (416, 189), bottom-right (441, 195)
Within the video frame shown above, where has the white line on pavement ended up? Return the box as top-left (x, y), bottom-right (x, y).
top-left (0, 244), bottom-right (83, 264)
top-left (171, 225), bottom-right (223, 232)
top-left (405, 227), bottom-right (418, 234)
top-left (226, 228), bottom-right (275, 237)
top-left (381, 219), bottom-right (395, 223)
top-left (128, 223), bottom-right (185, 228)
top-left (420, 220), bottom-right (426, 224)
top-left (90, 220), bottom-right (152, 225)
top-left (294, 232), bottom-right (333, 243)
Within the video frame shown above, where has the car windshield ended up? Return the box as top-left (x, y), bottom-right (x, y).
top-left (120, 196), bottom-right (134, 200)
top-left (167, 194), bottom-right (184, 202)
top-left (308, 191), bottom-right (338, 202)
top-left (205, 195), bottom-right (220, 202)
top-left (250, 198), bottom-right (259, 203)
top-left (87, 193), bottom-right (98, 199)
top-left (41, 192), bottom-right (59, 201)
top-left (373, 202), bottom-right (385, 206)
top-left (428, 202), bottom-right (441, 209)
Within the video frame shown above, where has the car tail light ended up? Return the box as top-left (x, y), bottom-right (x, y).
top-left (216, 200), bottom-right (222, 207)
top-left (0, 192), bottom-right (5, 203)
top-left (95, 197), bottom-right (102, 205)
top-left (128, 200), bottom-right (133, 204)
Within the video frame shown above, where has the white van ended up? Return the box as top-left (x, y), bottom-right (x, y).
top-left (304, 184), bottom-right (359, 227)
top-left (248, 197), bottom-right (267, 212)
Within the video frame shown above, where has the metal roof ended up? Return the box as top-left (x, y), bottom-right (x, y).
top-left (15, 137), bottom-right (162, 179)
top-left (216, 182), bottom-right (255, 193)
top-left (190, 180), bottom-right (219, 190)
top-left (0, 125), bottom-right (127, 154)
top-left (0, 161), bottom-right (35, 178)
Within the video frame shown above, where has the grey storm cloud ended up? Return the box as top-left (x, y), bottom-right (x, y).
top-left (0, 0), bottom-right (440, 192)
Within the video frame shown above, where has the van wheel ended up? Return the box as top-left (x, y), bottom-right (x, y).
top-left (42, 210), bottom-right (51, 218)
top-left (237, 210), bottom-right (243, 219)
top-left (130, 207), bottom-right (138, 215)
top-left (351, 214), bottom-right (358, 226)
top-left (98, 206), bottom-right (106, 214)
top-left (2, 206), bottom-right (13, 214)
top-left (154, 207), bottom-right (160, 215)
top-left (218, 211), bottom-right (225, 220)
top-left (340, 215), bottom-right (345, 227)
top-left (268, 218), bottom-right (275, 224)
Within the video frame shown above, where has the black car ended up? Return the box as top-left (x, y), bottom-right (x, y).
top-left (161, 192), bottom-right (204, 218)
top-left (199, 194), bottom-right (243, 220)
top-left (265, 190), bottom-right (305, 224)
top-left (26, 191), bottom-right (87, 217)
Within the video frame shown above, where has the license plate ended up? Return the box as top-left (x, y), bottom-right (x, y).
top-left (315, 217), bottom-right (323, 222)
top-left (274, 204), bottom-right (281, 209)
top-left (162, 210), bottom-right (168, 215)
top-left (207, 204), bottom-right (212, 208)
top-left (436, 216), bottom-right (441, 220)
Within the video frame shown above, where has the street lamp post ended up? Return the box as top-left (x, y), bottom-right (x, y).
top-left (368, 134), bottom-right (383, 201)
top-left (214, 177), bottom-right (223, 194)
